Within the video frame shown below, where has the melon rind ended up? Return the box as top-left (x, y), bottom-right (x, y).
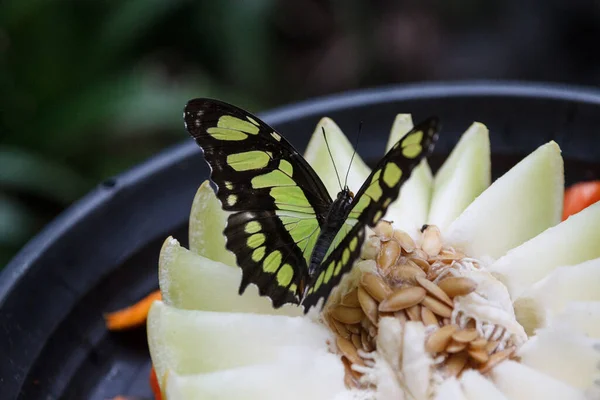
top-left (513, 257), bottom-right (600, 334)
top-left (147, 301), bottom-right (334, 386)
top-left (164, 352), bottom-right (348, 400)
top-left (427, 122), bottom-right (491, 232)
top-left (383, 114), bottom-right (434, 239)
top-left (188, 180), bottom-right (236, 266)
top-left (490, 360), bottom-right (587, 400)
top-left (489, 200), bottom-right (600, 299)
top-left (303, 117), bottom-right (370, 198)
top-left (159, 236), bottom-right (302, 316)
top-left (444, 141), bottom-right (564, 262)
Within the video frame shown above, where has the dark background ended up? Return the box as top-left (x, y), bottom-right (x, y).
top-left (2, 0), bottom-right (600, 266)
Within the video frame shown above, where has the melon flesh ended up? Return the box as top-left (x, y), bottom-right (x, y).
top-left (188, 180), bottom-right (236, 266)
top-left (383, 114), bottom-right (434, 239)
top-left (513, 257), bottom-right (600, 334)
top-left (489, 201), bottom-right (600, 299)
top-left (427, 122), bottom-right (491, 232)
top-left (150, 115), bottom-right (600, 400)
top-left (490, 360), bottom-right (587, 400)
top-left (444, 141), bottom-right (564, 262)
top-left (159, 236), bottom-right (302, 316)
top-left (147, 301), bottom-right (333, 385)
top-left (402, 322), bottom-right (433, 400)
top-left (433, 378), bottom-right (468, 400)
top-left (459, 371), bottom-right (508, 400)
top-left (164, 351), bottom-right (349, 400)
top-left (517, 325), bottom-right (600, 390)
top-left (303, 117), bottom-right (370, 198)
top-left (553, 302), bottom-right (600, 338)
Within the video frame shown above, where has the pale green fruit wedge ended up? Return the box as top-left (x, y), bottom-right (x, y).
top-left (303, 117), bottom-right (370, 198)
top-left (147, 301), bottom-right (333, 385)
top-left (383, 114), bottom-right (434, 239)
top-left (444, 141), bottom-right (564, 261)
top-left (164, 351), bottom-right (349, 400)
top-left (159, 236), bottom-right (302, 316)
top-left (513, 257), bottom-right (600, 334)
top-left (188, 180), bottom-right (236, 266)
top-left (489, 201), bottom-right (600, 299)
top-left (427, 122), bottom-right (491, 232)
top-left (517, 325), bottom-right (600, 390)
top-left (490, 360), bottom-right (587, 400)
top-left (459, 371), bottom-right (508, 400)
top-left (434, 378), bottom-right (468, 400)
top-left (553, 302), bottom-right (600, 338)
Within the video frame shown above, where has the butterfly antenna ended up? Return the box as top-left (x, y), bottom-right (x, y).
top-left (322, 127), bottom-right (343, 192)
top-left (344, 121), bottom-right (362, 189)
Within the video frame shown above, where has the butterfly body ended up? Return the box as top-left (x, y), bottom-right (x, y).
top-left (183, 98), bottom-right (439, 313)
top-left (307, 188), bottom-right (353, 280)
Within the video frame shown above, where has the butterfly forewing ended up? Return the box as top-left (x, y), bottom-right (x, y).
top-left (347, 117), bottom-right (440, 226)
top-left (183, 99), bottom-right (332, 216)
top-left (183, 99), bottom-right (333, 307)
top-left (302, 117), bottom-right (440, 310)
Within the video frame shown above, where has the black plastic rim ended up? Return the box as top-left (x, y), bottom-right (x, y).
top-left (2, 80), bottom-right (600, 399)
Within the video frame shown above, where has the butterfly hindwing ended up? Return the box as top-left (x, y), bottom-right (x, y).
top-left (301, 222), bottom-right (365, 310)
top-left (302, 117), bottom-right (440, 309)
top-left (224, 211), bottom-right (315, 307)
top-left (183, 99), bottom-right (332, 307)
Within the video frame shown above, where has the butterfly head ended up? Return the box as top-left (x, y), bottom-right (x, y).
top-left (335, 187), bottom-right (354, 208)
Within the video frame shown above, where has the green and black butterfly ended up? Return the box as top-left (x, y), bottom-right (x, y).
top-left (183, 98), bottom-right (439, 313)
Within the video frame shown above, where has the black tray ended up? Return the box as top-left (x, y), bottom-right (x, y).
top-left (2, 81), bottom-right (600, 400)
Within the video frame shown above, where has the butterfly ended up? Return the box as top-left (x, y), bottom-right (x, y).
top-left (183, 98), bottom-right (439, 313)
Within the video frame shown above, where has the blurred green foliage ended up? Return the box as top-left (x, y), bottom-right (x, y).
top-left (0, 0), bottom-right (284, 265)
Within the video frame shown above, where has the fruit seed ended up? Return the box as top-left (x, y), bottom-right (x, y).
top-left (438, 277), bottom-right (477, 298)
top-left (379, 286), bottom-right (426, 312)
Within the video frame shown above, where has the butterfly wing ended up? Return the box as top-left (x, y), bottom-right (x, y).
top-left (183, 98), bottom-right (332, 307)
top-left (301, 117), bottom-right (440, 310)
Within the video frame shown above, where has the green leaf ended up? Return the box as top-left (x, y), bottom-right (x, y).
top-left (0, 147), bottom-right (90, 203)
top-left (0, 194), bottom-right (37, 247)
top-left (91, 0), bottom-right (185, 69)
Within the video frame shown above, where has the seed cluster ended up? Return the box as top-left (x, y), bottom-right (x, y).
top-left (324, 222), bottom-right (518, 389)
